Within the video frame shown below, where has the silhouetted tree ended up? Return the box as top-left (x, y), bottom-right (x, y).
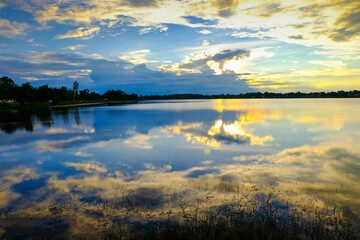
top-left (0, 76), bottom-right (15, 100)
top-left (73, 81), bottom-right (79, 101)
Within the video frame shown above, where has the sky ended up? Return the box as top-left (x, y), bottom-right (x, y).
top-left (0, 0), bottom-right (359, 94)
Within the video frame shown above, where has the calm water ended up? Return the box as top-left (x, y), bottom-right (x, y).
top-left (1, 99), bottom-right (360, 235)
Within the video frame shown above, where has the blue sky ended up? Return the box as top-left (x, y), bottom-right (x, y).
top-left (0, 0), bottom-right (359, 94)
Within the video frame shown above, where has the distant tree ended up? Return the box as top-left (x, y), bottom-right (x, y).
top-left (0, 76), bottom-right (15, 100)
top-left (17, 82), bottom-right (35, 102)
top-left (73, 81), bottom-right (79, 101)
top-left (37, 85), bottom-right (51, 102)
top-left (0, 76), bottom-right (15, 86)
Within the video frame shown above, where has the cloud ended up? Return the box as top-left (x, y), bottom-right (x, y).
top-left (0, 49), bottom-right (254, 94)
top-left (230, 31), bottom-right (266, 39)
top-left (198, 29), bottom-right (213, 35)
top-left (161, 119), bottom-right (273, 149)
top-left (309, 60), bottom-right (346, 69)
top-left (0, 18), bottom-right (28, 38)
top-left (119, 49), bottom-right (159, 65)
top-left (73, 151), bottom-right (93, 157)
top-left (45, 128), bottom-right (75, 134)
top-left (64, 161), bottom-right (107, 173)
top-left (127, 0), bottom-right (157, 7)
top-left (21, 76), bottom-right (41, 81)
top-left (202, 40), bottom-right (210, 46)
top-left (211, 0), bottom-right (240, 18)
top-left (160, 48), bottom-right (251, 75)
top-left (331, 8), bottom-right (360, 42)
top-left (65, 45), bottom-right (87, 50)
top-left (56, 27), bottom-right (100, 39)
top-left (139, 25), bottom-right (168, 34)
top-left (123, 131), bottom-right (159, 149)
top-left (33, 136), bottom-right (87, 152)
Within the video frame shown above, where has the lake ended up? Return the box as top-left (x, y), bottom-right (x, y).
top-left (0, 99), bottom-right (360, 238)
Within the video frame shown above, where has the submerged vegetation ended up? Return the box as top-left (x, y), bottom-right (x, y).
top-left (0, 187), bottom-right (359, 239)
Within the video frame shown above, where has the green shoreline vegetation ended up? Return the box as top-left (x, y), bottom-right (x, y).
top-left (1, 76), bottom-right (360, 111)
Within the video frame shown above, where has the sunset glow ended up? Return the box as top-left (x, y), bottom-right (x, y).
top-left (0, 0), bottom-right (359, 94)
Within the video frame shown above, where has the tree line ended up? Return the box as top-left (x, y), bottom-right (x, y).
top-left (140, 90), bottom-right (360, 100)
top-left (0, 76), bottom-right (138, 103)
top-left (1, 76), bottom-right (360, 104)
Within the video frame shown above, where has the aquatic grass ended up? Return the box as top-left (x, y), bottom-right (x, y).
top-left (0, 187), bottom-right (359, 239)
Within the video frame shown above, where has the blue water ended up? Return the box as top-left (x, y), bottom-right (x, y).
top-left (0, 99), bottom-right (359, 219)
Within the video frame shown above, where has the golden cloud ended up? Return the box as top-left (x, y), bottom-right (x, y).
top-left (0, 18), bottom-right (28, 38)
top-left (56, 26), bottom-right (100, 39)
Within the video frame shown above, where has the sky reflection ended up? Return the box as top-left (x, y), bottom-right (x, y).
top-left (0, 99), bottom-right (360, 236)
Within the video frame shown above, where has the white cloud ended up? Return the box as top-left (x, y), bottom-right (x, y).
top-left (309, 60), bottom-right (346, 69)
top-left (198, 29), bottom-right (212, 35)
top-left (139, 25), bottom-right (168, 34)
top-left (119, 49), bottom-right (159, 65)
top-left (202, 40), bottom-right (210, 46)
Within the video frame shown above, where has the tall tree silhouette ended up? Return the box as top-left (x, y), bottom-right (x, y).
top-left (73, 81), bottom-right (79, 101)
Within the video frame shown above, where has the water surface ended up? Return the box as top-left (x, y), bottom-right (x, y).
top-left (1, 99), bottom-right (360, 236)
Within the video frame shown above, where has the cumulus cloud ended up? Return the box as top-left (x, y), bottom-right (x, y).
top-left (160, 49), bottom-right (251, 75)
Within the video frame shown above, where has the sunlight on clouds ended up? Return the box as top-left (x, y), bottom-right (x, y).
top-left (45, 128), bottom-right (75, 134)
top-left (65, 45), bottom-right (87, 50)
top-left (0, 18), bottom-right (28, 38)
top-left (64, 161), bottom-right (107, 173)
top-left (1, 0), bottom-right (360, 91)
top-left (161, 116), bottom-right (273, 148)
top-left (73, 151), bottom-right (93, 157)
top-left (119, 49), bottom-right (159, 65)
top-left (56, 27), bottom-right (100, 39)
top-left (123, 132), bottom-right (159, 150)
top-left (21, 77), bottom-right (41, 81)
top-left (160, 48), bottom-right (252, 75)
top-left (0, 166), bottom-right (38, 207)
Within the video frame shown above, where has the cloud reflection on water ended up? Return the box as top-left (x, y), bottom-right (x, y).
top-left (0, 99), bottom-right (360, 236)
